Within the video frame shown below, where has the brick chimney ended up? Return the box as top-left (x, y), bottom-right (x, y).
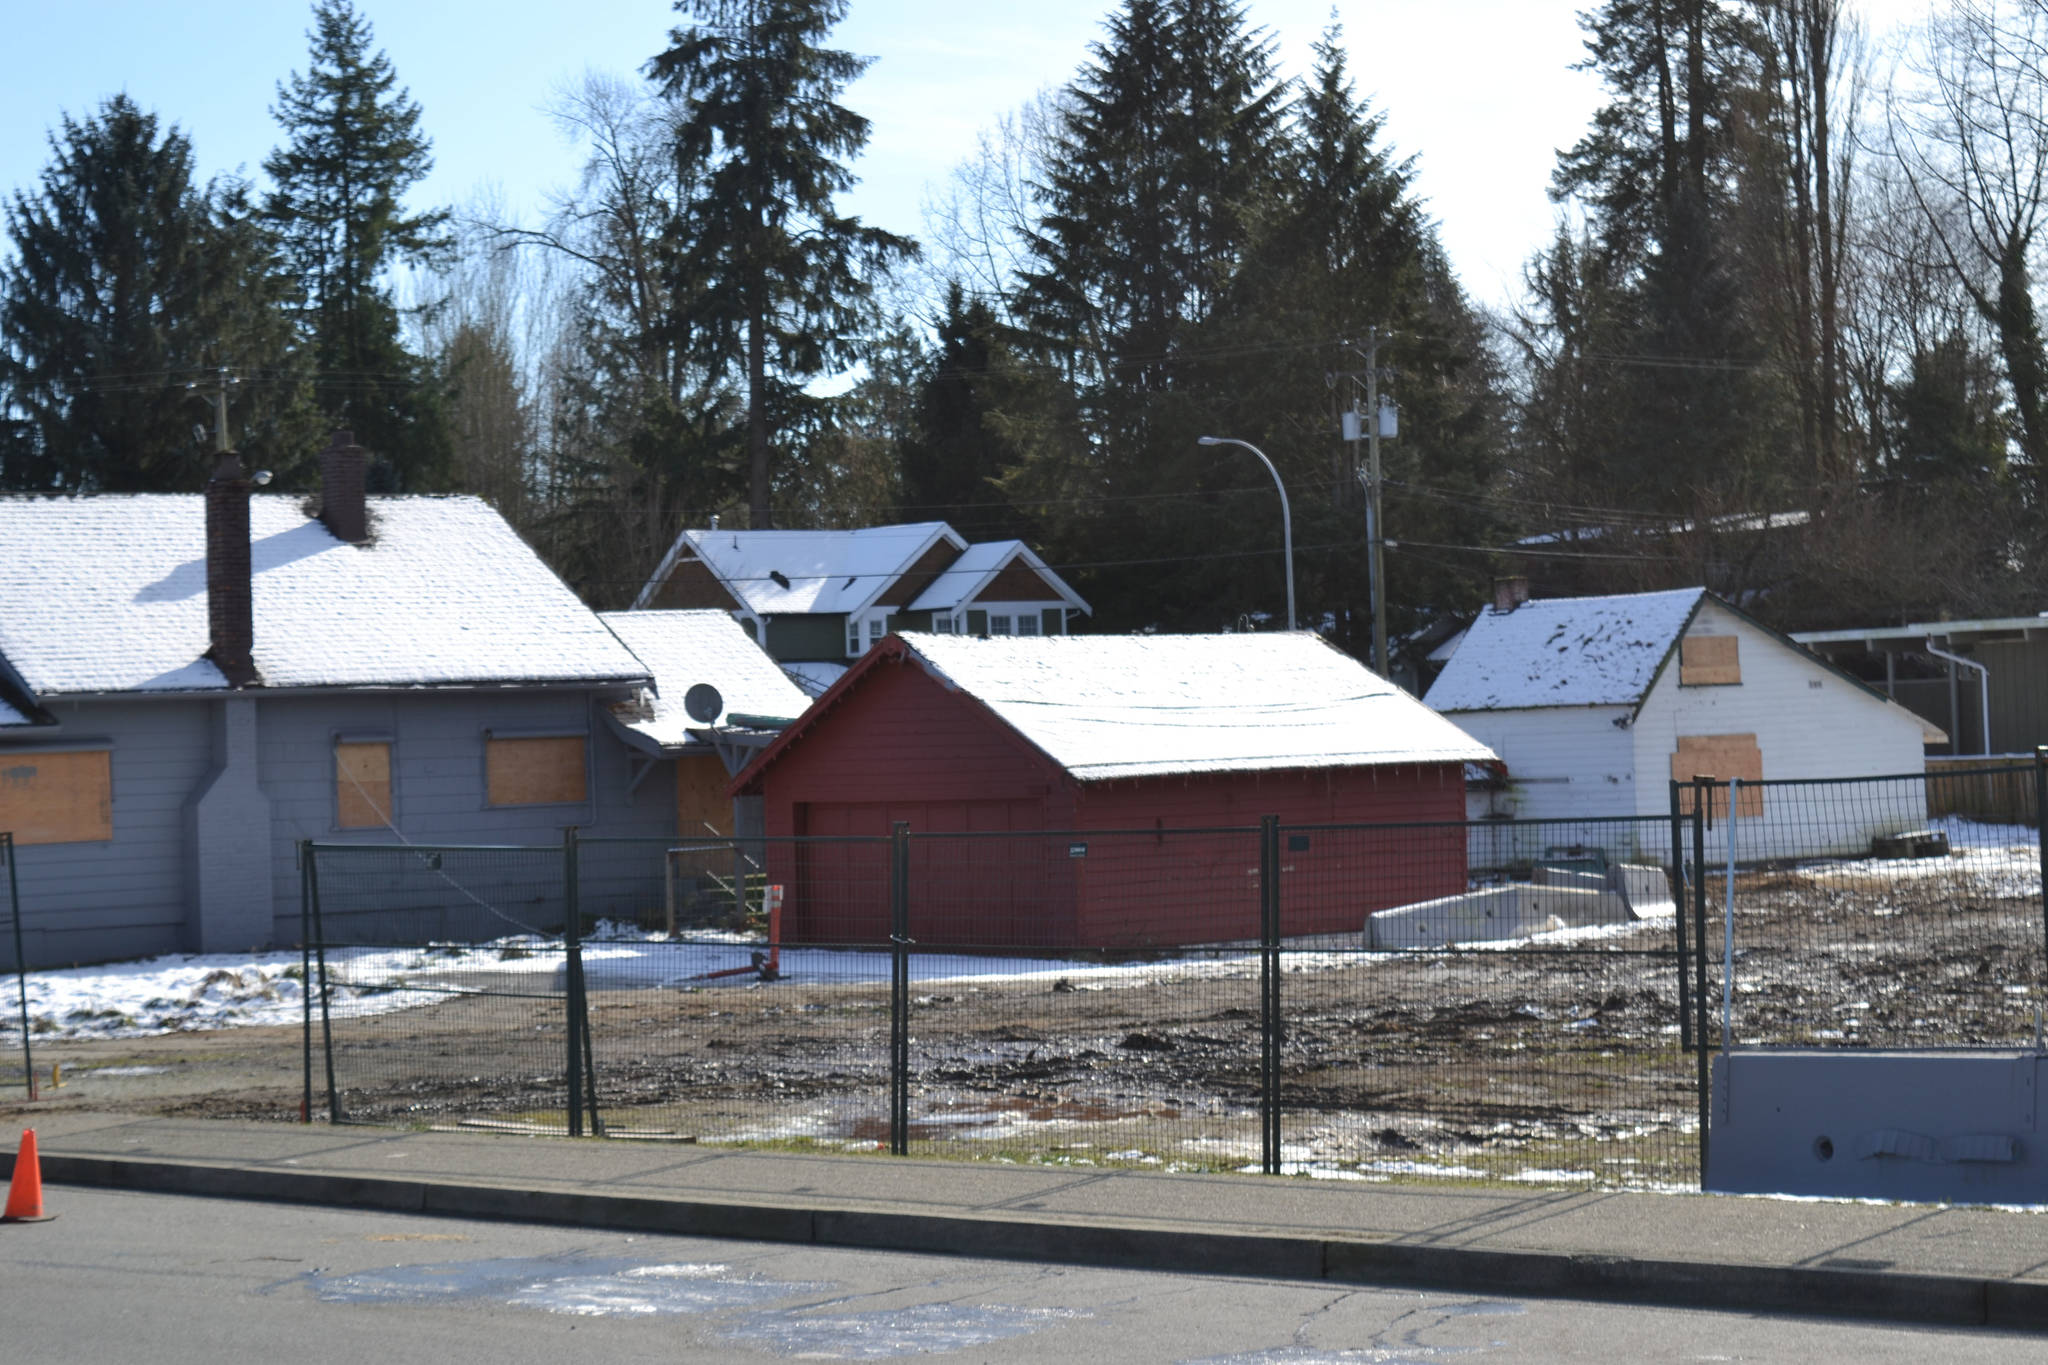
top-left (1492, 575), bottom-right (1530, 614)
top-left (204, 451), bottom-right (258, 687)
top-left (318, 429), bottom-right (369, 543)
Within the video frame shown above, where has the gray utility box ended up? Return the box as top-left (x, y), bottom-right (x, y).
top-left (1706, 1050), bottom-right (2046, 1205)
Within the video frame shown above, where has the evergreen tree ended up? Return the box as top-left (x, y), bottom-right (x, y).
top-left (898, 282), bottom-right (1023, 537)
top-left (1536, 0), bottom-right (1787, 510)
top-left (647, 0), bottom-right (915, 527)
top-left (264, 0), bottom-right (450, 488)
top-left (0, 96), bottom-right (311, 492)
top-left (1209, 25), bottom-right (1502, 650)
top-left (1011, 0), bottom-right (1285, 629)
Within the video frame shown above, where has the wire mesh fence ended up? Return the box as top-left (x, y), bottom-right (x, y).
top-left (1279, 816), bottom-right (1694, 1187)
top-left (1688, 764), bottom-right (2048, 1056)
top-left (579, 837), bottom-right (894, 1144)
top-left (304, 841), bottom-right (584, 1131)
top-left (295, 760), bottom-right (2046, 1190)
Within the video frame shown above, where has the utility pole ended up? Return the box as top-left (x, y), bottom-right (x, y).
top-left (190, 367), bottom-right (239, 455)
top-left (1339, 335), bottom-right (1391, 677)
top-left (1365, 335), bottom-right (1388, 678)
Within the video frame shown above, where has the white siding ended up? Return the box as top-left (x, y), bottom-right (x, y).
top-left (1440, 704), bottom-right (1652, 866)
top-left (1632, 600), bottom-right (1929, 859)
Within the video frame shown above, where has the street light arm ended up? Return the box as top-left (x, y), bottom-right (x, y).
top-left (1196, 436), bottom-right (1295, 632)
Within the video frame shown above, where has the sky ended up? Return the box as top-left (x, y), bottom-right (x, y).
top-left (1, 1), bottom-right (1937, 314)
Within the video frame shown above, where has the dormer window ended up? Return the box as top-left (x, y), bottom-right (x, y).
top-left (868, 617), bottom-right (885, 644)
top-left (1016, 612), bottom-right (1040, 636)
top-left (990, 614), bottom-right (1013, 635)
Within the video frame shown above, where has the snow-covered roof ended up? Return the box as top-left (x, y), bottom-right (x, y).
top-left (1424, 588), bottom-right (1704, 711)
top-left (598, 610), bottom-right (810, 751)
top-left (637, 522), bottom-right (961, 616)
top-left (0, 494), bottom-right (650, 696)
top-left (782, 660), bottom-right (848, 698)
top-left (907, 541), bottom-right (1089, 613)
top-left (895, 632), bottom-right (1494, 781)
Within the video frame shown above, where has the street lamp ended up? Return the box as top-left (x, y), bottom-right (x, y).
top-left (1197, 436), bottom-right (1295, 631)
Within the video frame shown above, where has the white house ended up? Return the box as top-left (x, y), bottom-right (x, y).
top-left (1424, 587), bottom-right (1945, 862)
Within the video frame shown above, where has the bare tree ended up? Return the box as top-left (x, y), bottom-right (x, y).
top-left (1887, 0), bottom-right (2048, 495)
top-left (918, 91), bottom-right (1063, 310)
top-left (1752, 0), bottom-right (1867, 486)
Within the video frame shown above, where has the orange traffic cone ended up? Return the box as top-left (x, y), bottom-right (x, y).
top-left (2, 1128), bottom-right (55, 1223)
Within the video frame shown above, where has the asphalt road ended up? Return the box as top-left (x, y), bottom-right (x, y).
top-left (3, 1188), bottom-right (2044, 1363)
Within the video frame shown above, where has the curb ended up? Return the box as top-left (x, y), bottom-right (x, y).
top-left (12, 1151), bottom-right (2048, 1332)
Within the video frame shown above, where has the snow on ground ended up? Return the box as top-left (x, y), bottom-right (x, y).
top-left (0, 922), bottom-right (1279, 1044)
top-left (1792, 816), bottom-right (2040, 901)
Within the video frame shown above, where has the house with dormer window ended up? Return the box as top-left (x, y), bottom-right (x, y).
top-left (632, 522), bottom-right (1091, 695)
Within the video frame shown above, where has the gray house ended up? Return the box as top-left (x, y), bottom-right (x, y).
top-left (0, 436), bottom-right (679, 968)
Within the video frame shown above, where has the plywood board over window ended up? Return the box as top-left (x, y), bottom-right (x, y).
top-left (487, 735), bottom-right (588, 807)
top-left (335, 741), bottom-right (392, 829)
top-left (1680, 634), bottom-right (1741, 685)
top-left (1672, 733), bottom-right (1764, 818)
top-left (0, 748), bottom-right (112, 844)
top-left (676, 752), bottom-right (732, 837)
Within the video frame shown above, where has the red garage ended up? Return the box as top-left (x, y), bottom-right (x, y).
top-left (729, 632), bottom-right (1496, 949)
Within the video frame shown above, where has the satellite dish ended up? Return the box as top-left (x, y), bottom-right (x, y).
top-left (683, 683), bottom-right (724, 725)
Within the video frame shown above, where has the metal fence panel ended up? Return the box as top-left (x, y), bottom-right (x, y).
top-left (576, 837), bottom-right (895, 1147)
top-left (1280, 816), bottom-right (1695, 1187)
top-left (1696, 766), bottom-right (2048, 1053)
top-left (306, 842), bottom-right (576, 1131)
top-left (902, 829), bottom-right (1267, 1170)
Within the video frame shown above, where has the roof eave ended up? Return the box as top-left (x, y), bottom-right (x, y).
top-left (31, 674), bottom-right (652, 704)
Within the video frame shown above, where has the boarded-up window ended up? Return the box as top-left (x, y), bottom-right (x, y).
top-left (335, 741), bottom-right (392, 829)
top-left (0, 749), bottom-right (112, 845)
top-left (1672, 733), bottom-right (1764, 818)
top-left (486, 735), bottom-right (587, 806)
top-left (675, 752), bottom-right (732, 837)
top-left (1680, 634), bottom-right (1741, 685)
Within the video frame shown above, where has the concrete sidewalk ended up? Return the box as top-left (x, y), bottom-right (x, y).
top-left (7, 1110), bottom-right (2048, 1331)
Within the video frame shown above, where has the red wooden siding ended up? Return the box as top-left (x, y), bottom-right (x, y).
top-left (1071, 765), bottom-right (1467, 943)
top-left (757, 656), bottom-right (1074, 944)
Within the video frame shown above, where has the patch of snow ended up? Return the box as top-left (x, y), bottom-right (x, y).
top-left (1426, 587), bottom-right (1702, 711)
top-left (780, 660), bottom-right (848, 698)
top-left (901, 633), bottom-right (1496, 781)
top-left (599, 609), bottom-right (810, 748)
top-left (0, 495), bottom-right (649, 695)
top-left (649, 523), bottom-right (958, 616)
top-left (1793, 818), bottom-right (2039, 901)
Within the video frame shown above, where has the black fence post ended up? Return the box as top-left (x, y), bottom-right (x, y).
top-left (1691, 783), bottom-right (1711, 1186)
top-left (1669, 781), bottom-right (1691, 1052)
top-left (889, 821), bottom-right (911, 1157)
top-left (563, 827), bottom-right (585, 1138)
top-left (1259, 815), bottom-right (1281, 1177)
top-left (2036, 747), bottom-right (2048, 982)
top-left (298, 842), bottom-right (312, 1123)
top-left (307, 844), bottom-right (340, 1123)
top-left (4, 832), bottom-right (30, 1102)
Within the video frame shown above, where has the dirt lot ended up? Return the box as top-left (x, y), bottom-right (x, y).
top-left (4, 854), bottom-right (2039, 1190)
